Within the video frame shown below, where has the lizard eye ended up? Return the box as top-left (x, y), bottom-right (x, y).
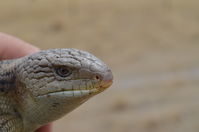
top-left (55, 67), bottom-right (72, 77)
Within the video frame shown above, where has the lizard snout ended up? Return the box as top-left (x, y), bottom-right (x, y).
top-left (94, 69), bottom-right (113, 89)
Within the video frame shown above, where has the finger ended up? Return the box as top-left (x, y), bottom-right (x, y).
top-left (0, 33), bottom-right (52, 132)
top-left (0, 32), bottom-right (39, 60)
top-left (35, 124), bottom-right (52, 132)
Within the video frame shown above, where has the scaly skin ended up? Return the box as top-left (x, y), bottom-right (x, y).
top-left (0, 48), bottom-right (113, 132)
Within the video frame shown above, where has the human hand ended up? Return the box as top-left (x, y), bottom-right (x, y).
top-left (0, 32), bottom-right (52, 132)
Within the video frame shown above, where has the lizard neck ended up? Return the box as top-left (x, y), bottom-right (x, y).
top-left (0, 59), bottom-right (17, 92)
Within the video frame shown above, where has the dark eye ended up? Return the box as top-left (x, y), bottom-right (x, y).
top-left (55, 67), bottom-right (72, 77)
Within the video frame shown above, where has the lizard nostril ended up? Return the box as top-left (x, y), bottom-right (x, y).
top-left (94, 75), bottom-right (101, 81)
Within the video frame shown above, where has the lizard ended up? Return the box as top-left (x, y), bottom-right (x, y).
top-left (0, 48), bottom-right (113, 132)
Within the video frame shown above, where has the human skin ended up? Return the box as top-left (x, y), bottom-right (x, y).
top-left (0, 32), bottom-right (52, 132)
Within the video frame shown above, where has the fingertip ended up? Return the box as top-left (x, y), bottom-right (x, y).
top-left (0, 32), bottom-right (40, 60)
top-left (35, 124), bottom-right (52, 132)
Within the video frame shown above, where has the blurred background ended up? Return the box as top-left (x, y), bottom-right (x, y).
top-left (1, 0), bottom-right (199, 132)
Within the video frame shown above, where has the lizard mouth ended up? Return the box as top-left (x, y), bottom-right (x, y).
top-left (36, 80), bottom-right (112, 98)
top-left (36, 88), bottom-right (99, 98)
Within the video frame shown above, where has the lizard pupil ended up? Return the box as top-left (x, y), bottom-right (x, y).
top-left (56, 67), bottom-right (71, 77)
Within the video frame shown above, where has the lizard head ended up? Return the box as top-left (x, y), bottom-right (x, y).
top-left (17, 48), bottom-right (113, 130)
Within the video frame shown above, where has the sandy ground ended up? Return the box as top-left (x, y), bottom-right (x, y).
top-left (1, 0), bottom-right (199, 132)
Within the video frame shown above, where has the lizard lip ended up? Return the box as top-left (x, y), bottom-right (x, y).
top-left (37, 89), bottom-right (98, 98)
